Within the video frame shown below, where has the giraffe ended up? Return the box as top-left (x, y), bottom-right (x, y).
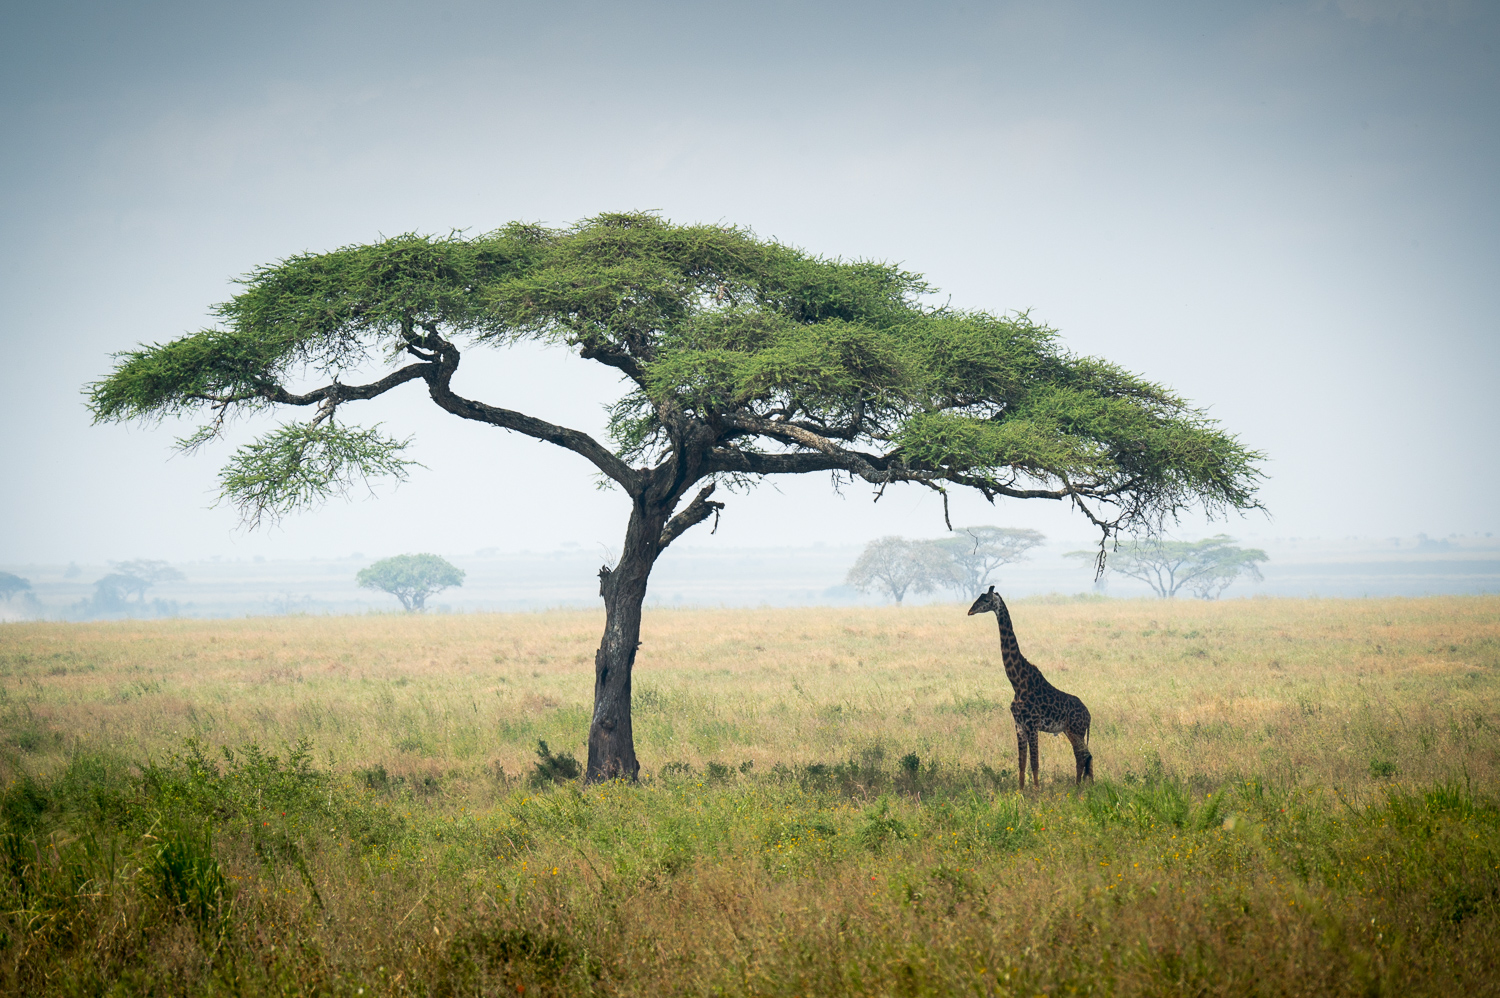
top-left (968, 586), bottom-right (1093, 789)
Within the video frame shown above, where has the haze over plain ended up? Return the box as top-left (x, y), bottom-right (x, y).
top-left (2, 0), bottom-right (1496, 567)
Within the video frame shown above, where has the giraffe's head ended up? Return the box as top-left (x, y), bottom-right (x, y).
top-left (967, 585), bottom-right (1006, 616)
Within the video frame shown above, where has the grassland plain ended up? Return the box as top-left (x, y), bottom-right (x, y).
top-left (0, 595), bottom-right (1496, 996)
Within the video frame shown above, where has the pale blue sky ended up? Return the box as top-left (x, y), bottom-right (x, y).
top-left (2, 0), bottom-right (1496, 564)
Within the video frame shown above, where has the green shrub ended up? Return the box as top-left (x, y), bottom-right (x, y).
top-left (528, 740), bottom-right (582, 787)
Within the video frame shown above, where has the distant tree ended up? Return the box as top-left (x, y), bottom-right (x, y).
top-left (846, 537), bottom-right (954, 604)
top-left (1180, 538), bottom-right (1269, 599)
top-left (87, 212), bottom-right (1263, 781)
top-left (936, 526), bottom-right (1046, 598)
top-left (266, 592), bottom-right (313, 615)
top-left (357, 553), bottom-right (465, 611)
top-left (0, 572), bottom-right (32, 602)
top-left (63, 562), bottom-right (81, 579)
top-left (112, 559), bottom-right (185, 590)
top-left (82, 560), bottom-right (185, 611)
top-left (90, 573), bottom-right (149, 611)
top-left (70, 562), bottom-right (184, 617)
top-left (1070, 534), bottom-right (1267, 598)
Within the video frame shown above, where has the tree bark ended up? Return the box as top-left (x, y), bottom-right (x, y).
top-left (586, 496), bottom-right (667, 783)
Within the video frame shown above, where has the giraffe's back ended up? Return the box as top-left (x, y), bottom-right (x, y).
top-left (1013, 674), bottom-right (1090, 736)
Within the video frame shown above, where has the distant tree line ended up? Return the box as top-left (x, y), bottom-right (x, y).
top-left (846, 527), bottom-right (1045, 604)
top-left (2, 562), bottom-right (192, 620)
top-left (847, 529), bottom-right (1268, 603)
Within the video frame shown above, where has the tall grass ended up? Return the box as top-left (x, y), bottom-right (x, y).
top-left (0, 596), bottom-right (1496, 995)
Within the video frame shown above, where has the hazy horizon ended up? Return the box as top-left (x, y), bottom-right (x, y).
top-left (6, 532), bottom-right (1497, 624)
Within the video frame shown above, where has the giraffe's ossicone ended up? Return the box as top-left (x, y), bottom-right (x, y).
top-left (968, 586), bottom-right (1094, 789)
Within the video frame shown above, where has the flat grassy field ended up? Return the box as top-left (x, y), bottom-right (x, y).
top-left (1, 595), bottom-right (1497, 996)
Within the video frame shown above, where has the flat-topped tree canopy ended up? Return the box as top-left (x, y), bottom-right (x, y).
top-left (89, 211), bottom-right (1264, 781)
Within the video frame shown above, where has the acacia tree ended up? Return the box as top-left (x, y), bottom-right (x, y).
top-left (112, 559), bottom-right (185, 594)
top-left (93, 573), bottom-right (148, 607)
top-left (938, 526), bottom-right (1046, 598)
top-left (846, 537), bottom-right (953, 604)
top-left (88, 212), bottom-right (1262, 782)
top-left (1070, 534), bottom-right (1267, 598)
top-left (83, 560), bottom-right (184, 612)
top-left (357, 553), bottom-right (465, 611)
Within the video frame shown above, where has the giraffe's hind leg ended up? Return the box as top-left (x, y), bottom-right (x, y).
top-left (1014, 723), bottom-right (1029, 790)
top-left (1027, 728), bottom-right (1040, 787)
top-left (1066, 725), bottom-right (1093, 784)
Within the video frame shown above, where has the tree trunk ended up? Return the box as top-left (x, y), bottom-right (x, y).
top-left (586, 498), bottom-right (666, 783)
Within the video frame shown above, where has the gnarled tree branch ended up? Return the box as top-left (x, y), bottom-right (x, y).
top-left (659, 483), bottom-right (725, 548)
top-left (250, 364), bottom-right (433, 408)
top-left (422, 338), bottom-right (643, 493)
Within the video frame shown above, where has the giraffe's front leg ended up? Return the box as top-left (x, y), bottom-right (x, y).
top-left (1014, 722), bottom-right (1029, 790)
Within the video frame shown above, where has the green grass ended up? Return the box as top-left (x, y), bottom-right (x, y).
top-left (0, 596), bottom-right (1497, 995)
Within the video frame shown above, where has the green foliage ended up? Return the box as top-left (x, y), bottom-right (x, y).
top-left (88, 212), bottom-right (1262, 540)
top-left (355, 552), bottom-right (464, 611)
top-left (218, 229), bottom-right (546, 351)
top-left (88, 231), bottom-right (544, 426)
top-left (222, 422), bottom-right (417, 528)
top-left (88, 326), bottom-right (303, 423)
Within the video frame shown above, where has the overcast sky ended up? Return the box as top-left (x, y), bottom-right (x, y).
top-left (2, 0), bottom-right (1496, 566)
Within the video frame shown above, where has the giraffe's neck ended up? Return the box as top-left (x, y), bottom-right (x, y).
top-left (993, 603), bottom-right (1041, 694)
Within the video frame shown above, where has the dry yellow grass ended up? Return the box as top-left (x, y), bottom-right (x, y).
top-left (2, 596), bottom-right (1498, 996)
top-left (4, 595), bottom-right (1496, 794)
